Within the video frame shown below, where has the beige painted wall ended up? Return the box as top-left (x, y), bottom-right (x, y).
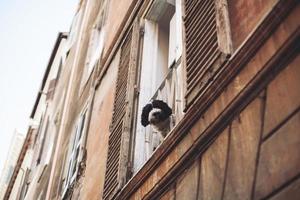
top-left (103, 0), bottom-right (133, 58)
top-left (79, 52), bottom-right (118, 199)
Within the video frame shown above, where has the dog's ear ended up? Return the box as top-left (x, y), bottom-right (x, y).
top-left (141, 104), bottom-right (152, 127)
top-left (153, 100), bottom-right (172, 116)
top-left (162, 101), bottom-right (172, 116)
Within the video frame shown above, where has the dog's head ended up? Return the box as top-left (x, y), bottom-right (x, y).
top-left (141, 100), bottom-right (172, 127)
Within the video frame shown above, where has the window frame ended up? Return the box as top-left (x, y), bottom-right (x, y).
top-left (81, 1), bottom-right (108, 89)
top-left (60, 104), bottom-right (89, 198)
top-left (132, 0), bottom-right (185, 173)
top-left (103, 0), bottom-right (233, 197)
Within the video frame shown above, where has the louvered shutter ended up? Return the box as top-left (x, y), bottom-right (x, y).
top-left (103, 21), bottom-right (140, 200)
top-left (184, 0), bottom-right (232, 108)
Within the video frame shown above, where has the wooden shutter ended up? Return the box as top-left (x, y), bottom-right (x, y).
top-left (36, 117), bottom-right (50, 164)
top-left (184, 0), bottom-right (232, 108)
top-left (69, 112), bottom-right (87, 183)
top-left (103, 21), bottom-right (140, 200)
top-left (46, 79), bottom-right (56, 101)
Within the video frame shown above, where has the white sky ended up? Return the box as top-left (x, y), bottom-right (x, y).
top-left (0, 0), bottom-right (77, 174)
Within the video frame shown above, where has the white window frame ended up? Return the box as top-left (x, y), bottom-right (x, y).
top-left (133, 0), bottom-right (184, 173)
top-left (61, 105), bottom-right (89, 197)
top-left (169, 0), bottom-right (183, 65)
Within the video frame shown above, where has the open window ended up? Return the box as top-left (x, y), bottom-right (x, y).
top-left (133, 0), bottom-right (185, 173)
top-left (102, 3), bottom-right (183, 195)
top-left (61, 107), bottom-right (88, 198)
top-left (103, 0), bottom-right (232, 198)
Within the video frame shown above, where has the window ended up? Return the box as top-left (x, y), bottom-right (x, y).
top-left (81, 1), bottom-right (107, 86)
top-left (103, 0), bottom-right (232, 198)
top-left (61, 108), bottom-right (88, 198)
top-left (133, 0), bottom-right (185, 172)
top-left (85, 12), bottom-right (105, 76)
top-left (36, 117), bottom-right (50, 165)
top-left (65, 8), bottom-right (83, 52)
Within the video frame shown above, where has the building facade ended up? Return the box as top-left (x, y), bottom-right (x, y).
top-left (4, 0), bottom-right (300, 199)
top-left (0, 130), bottom-right (24, 199)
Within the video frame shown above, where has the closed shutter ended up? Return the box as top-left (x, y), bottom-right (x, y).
top-left (103, 21), bottom-right (140, 200)
top-left (36, 117), bottom-right (50, 165)
top-left (184, 0), bottom-right (232, 108)
top-left (46, 79), bottom-right (56, 101)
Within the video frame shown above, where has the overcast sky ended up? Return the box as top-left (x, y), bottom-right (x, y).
top-left (0, 0), bottom-right (77, 174)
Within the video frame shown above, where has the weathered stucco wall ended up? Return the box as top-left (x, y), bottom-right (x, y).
top-left (157, 53), bottom-right (300, 200)
top-left (46, 34), bottom-right (79, 200)
top-left (127, 3), bottom-right (300, 200)
top-left (79, 55), bottom-right (118, 200)
top-left (10, 1), bottom-right (298, 200)
top-left (158, 51), bottom-right (300, 199)
top-left (103, 0), bottom-right (133, 58)
top-left (228, 0), bottom-right (277, 50)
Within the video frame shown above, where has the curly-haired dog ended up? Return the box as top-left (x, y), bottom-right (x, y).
top-left (141, 100), bottom-right (173, 137)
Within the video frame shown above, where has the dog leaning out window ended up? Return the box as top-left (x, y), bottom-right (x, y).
top-left (141, 100), bottom-right (175, 139)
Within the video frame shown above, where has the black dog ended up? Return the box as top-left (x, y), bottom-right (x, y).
top-left (141, 100), bottom-right (172, 137)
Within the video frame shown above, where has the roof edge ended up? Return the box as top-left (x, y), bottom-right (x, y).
top-left (30, 32), bottom-right (68, 118)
